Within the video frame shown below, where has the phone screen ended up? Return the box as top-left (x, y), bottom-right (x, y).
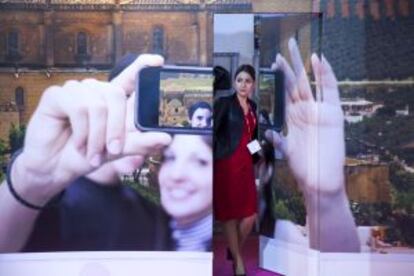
top-left (136, 66), bottom-right (213, 135)
top-left (258, 69), bottom-right (284, 132)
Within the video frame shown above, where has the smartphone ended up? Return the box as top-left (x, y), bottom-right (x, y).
top-left (136, 66), bottom-right (213, 135)
top-left (258, 68), bottom-right (285, 132)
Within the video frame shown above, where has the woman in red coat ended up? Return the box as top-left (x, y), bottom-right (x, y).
top-left (214, 64), bottom-right (258, 276)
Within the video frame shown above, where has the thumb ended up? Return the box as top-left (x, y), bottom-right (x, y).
top-left (110, 54), bottom-right (164, 96)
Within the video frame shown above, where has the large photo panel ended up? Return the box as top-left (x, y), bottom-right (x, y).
top-left (255, 8), bottom-right (414, 276)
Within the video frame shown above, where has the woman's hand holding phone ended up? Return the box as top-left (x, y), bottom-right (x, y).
top-left (10, 54), bottom-right (171, 205)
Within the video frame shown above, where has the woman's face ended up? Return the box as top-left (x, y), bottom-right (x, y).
top-left (158, 135), bottom-right (212, 226)
top-left (234, 71), bottom-right (255, 98)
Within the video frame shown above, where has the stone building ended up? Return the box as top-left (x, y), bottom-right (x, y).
top-left (1, 0), bottom-right (412, 181)
top-left (317, 0), bottom-right (413, 81)
top-left (254, 0), bottom-right (414, 81)
top-left (2, 0), bottom-right (412, 139)
top-left (0, 0), bottom-right (321, 140)
top-left (0, 0), bottom-right (251, 141)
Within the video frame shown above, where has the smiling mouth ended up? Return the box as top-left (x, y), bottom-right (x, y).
top-left (168, 188), bottom-right (192, 200)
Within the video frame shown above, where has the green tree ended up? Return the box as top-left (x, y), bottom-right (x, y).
top-left (0, 139), bottom-right (7, 182)
top-left (9, 124), bottom-right (25, 155)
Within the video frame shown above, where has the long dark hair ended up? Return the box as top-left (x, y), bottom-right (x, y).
top-left (213, 65), bottom-right (231, 91)
top-left (188, 101), bottom-right (212, 120)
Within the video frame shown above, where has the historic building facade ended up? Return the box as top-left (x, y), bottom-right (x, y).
top-left (0, 0), bottom-right (323, 140)
top-left (0, 0), bottom-right (251, 139)
top-left (1, 0), bottom-right (410, 206)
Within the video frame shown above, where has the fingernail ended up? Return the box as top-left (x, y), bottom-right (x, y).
top-left (108, 139), bottom-right (122, 154)
top-left (288, 37), bottom-right (295, 47)
top-left (90, 154), bottom-right (103, 167)
top-left (274, 55), bottom-right (282, 69)
top-left (275, 54), bottom-right (281, 63)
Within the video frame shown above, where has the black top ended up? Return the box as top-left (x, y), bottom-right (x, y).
top-left (23, 177), bottom-right (173, 252)
top-left (213, 93), bottom-right (258, 160)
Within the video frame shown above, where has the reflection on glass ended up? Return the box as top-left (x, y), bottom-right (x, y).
top-left (259, 72), bottom-right (276, 126)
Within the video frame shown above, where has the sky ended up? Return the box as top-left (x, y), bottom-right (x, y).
top-left (213, 13), bottom-right (254, 35)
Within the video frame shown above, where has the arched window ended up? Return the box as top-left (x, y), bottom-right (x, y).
top-left (7, 30), bottom-right (20, 60)
top-left (76, 32), bottom-right (88, 55)
top-left (15, 87), bottom-right (25, 110)
top-left (152, 26), bottom-right (164, 55)
top-left (295, 30), bottom-right (300, 44)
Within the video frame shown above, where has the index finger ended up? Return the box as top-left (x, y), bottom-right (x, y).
top-left (320, 55), bottom-right (340, 105)
top-left (110, 54), bottom-right (165, 96)
top-left (288, 38), bottom-right (313, 101)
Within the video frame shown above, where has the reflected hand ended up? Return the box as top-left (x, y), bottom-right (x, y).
top-left (266, 38), bottom-right (345, 196)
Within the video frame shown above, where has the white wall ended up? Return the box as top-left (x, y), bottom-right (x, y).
top-left (213, 14), bottom-right (255, 65)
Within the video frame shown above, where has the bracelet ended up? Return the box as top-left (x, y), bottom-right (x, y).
top-left (6, 149), bottom-right (44, 210)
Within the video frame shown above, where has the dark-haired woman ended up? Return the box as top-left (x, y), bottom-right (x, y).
top-left (214, 64), bottom-right (258, 276)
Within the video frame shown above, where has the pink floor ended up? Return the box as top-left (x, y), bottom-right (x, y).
top-left (213, 234), bottom-right (282, 276)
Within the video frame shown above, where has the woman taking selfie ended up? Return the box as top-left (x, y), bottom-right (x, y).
top-left (0, 54), bottom-right (213, 253)
top-left (213, 64), bottom-right (258, 276)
